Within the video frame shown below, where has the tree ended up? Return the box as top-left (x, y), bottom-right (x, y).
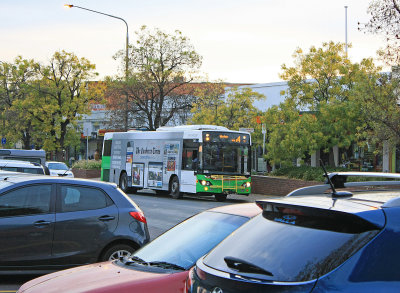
top-left (0, 57), bottom-right (39, 149)
top-left (190, 84), bottom-right (264, 141)
top-left (362, 0), bottom-right (400, 65)
top-left (353, 63), bottom-right (400, 146)
top-left (266, 42), bottom-right (373, 165)
top-left (29, 51), bottom-right (98, 159)
top-left (109, 26), bottom-right (202, 130)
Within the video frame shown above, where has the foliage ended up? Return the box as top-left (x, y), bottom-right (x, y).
top-left (108, 26), bottom-right (202, 130)
top-left (0, 57), bottom-right (40, 149)
top-left (264, 42), bottom-right (379, 165)
top-left (0, 51), bottom-right (98, 158)
top-left (352, 62), bottom-right (400, 146)
top-left (361, 0), bottom-right (400, 65)
top-left (72, 159), bottom-right (102, 170)
top-left (190, 84), bottom-right (264, 143)
top-left (28, 50), bottom-right (98, 158)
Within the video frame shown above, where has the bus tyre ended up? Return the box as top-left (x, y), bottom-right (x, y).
top-left (215, 194), bottom-right (227, 202)
top-left (170, 177), bottom-right (182, 199)
top-left (119, 172), bottom-right (128, 193)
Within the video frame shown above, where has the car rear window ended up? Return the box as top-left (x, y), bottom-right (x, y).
top-left (203, 207), bottom-right (381, 282)
top-left (133, 211), bottom-right (249, 270)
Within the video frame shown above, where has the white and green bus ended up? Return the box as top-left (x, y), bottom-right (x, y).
top-left (101, 125), bottom-right (251, 201)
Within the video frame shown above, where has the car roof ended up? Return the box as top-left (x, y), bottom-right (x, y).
top-left (207, 203), bottom-right (261, 218)
top-left (286, 171), bottom-right (400, 208)
top-left (0, 159), bottom-right (42, 168)
top-left (0, 175), bottom-right (118, 188)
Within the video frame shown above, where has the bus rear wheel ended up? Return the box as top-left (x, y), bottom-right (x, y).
top-left (119, 172), bottom-right (128, 193)
top-left (170, 176), bottom-right (182, 199)
top-left (215, 194), bottom-right (227, 202)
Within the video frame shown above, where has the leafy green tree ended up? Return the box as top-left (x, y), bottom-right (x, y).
top-left (190, 85), bottom-right (264, 135)
top-left (0, 57), bottom-right (40, 149)
top-left (265, 42), bottom-right (373, 165)
top-left (109, 26), bottom-right (202, 130)
top-left (353, 62), bottom-right (400, 146)
top-left (29, 51), bottom-right (98, 158)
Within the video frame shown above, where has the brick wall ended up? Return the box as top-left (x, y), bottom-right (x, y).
top-left (252, 175), bottom-right (319, 196)
top-left (72, 169), bottom-right (101, 179)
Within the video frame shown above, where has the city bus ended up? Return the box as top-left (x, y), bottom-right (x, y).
top-left (101, 125), bottom-right (251, 201)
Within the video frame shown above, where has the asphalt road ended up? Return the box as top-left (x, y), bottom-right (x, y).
top-left (0, 190), bottom-right (262, 292)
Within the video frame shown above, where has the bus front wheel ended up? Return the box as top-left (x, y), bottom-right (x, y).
top-left (170, 177), bottom-right (182, 199)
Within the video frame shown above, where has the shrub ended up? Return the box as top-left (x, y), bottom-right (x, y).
top-left (72, 160), bottom-right (102, 170)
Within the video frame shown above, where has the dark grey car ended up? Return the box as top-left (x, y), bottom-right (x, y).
top-left (0, 176), bottom-right (150, 274)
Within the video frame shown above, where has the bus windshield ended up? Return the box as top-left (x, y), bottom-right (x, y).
top-left (201, 130), bottom-right (251, 176)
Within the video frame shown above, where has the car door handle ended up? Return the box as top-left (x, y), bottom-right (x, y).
top-left (34, 220), bottom-right (51, 227)
top-left (98, 215), bottom-right (115, 221)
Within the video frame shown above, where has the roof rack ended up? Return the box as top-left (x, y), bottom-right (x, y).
top-left (287, 172), bottom-right (400, 197)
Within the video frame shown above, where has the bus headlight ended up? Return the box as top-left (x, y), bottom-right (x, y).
top-left (242, 182), bottom-right (251, 188)
top-left (201, 180), bottom-right (212, 186)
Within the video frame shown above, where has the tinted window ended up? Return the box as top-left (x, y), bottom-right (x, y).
top-left (133, 212), bottom-right (248, 270)
top-left (203, 213), bottom-right (379, 282)
top-left (59, 185), bottom-right (110, 212)
top-left (0, 185), bottom-right (52, 217)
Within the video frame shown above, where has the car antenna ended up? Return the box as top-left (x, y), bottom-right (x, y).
top-left (320, 159), bottom-right (352, 198)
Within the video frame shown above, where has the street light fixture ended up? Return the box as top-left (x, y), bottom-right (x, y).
top-left (64, 4), bottom-right (131, 131)
top-left (64, 4), bottom-right (129, 78)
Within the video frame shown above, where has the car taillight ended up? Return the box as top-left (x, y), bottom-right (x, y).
top-left (129, 211), bottom-right (147, 224)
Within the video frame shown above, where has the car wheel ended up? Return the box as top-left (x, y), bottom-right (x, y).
top-left (215, 194), bottom-right (227, 202)
top-left (119, 172), bottom-right (128, 193)
top-left (102, 244), bottom-right (136, 261)
top-left (170, 176), bottom-right (182, 199)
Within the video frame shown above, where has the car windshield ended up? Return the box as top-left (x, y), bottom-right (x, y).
top-left (203, 211), bottom-right (380, 282)
top-left (131, 211), bottom-right (248, 270)
top-left (48, 163), bottom-right (68, 170)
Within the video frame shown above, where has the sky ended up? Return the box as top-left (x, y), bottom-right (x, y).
top-left (1, 0), bottom-right (385, 83)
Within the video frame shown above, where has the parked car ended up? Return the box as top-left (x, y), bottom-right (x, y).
top-left (45, 161), bottom-right (74, 178)
top-left (18, 203), bottom-right (261, 293)
top-left (0, 176), bottom-right (149, 274)
top-left (0, 159), bottom-right (45, 175)
top-left (187, 172), bottom-right (400, 292)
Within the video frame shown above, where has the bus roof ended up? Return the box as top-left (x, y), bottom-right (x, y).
top-left (156, 125), bottom-right (229, 131)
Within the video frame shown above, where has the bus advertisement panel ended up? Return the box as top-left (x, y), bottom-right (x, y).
top-left (101, 125), bottom-right (251, 202)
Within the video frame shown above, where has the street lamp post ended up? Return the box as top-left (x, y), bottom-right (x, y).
top-left (64, 4), bottom-right (130, 130)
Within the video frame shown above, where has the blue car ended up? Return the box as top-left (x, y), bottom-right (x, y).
top-left (0, 175), bottom-right (149, 274)
top-left (187, 172), bottom-right (400, 292)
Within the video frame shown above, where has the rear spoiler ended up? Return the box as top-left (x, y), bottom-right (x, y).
top-left (256, 200), bottom-right (384, 232)
top-left (287, 172), bottom-right (400, 197)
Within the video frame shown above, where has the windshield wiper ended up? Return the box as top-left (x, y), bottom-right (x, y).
top-left (224, 256), bottom-right (273, 276)
top-left (124, 256), bottom-right (148, 265)
top-left (147, 261), bottom-right (185, 271)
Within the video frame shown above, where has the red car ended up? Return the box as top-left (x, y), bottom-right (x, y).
top-left (18, 203), bottom-right (261, 293)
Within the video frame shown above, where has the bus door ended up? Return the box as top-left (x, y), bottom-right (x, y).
top-left (180, 140), bottom-right (199, 193)
top-left (163, 141), bottom-right (181, 191)
top-left (126, 142), bottom-right (134, 187)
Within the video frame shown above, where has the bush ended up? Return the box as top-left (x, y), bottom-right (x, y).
top-left (72, 160), bottom-right (102, 170)
top-left (271, 165), bottom-right (347, 182)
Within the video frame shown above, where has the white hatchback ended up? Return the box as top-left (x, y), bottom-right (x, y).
top-left (45, 161), bottom-right (74, 178)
